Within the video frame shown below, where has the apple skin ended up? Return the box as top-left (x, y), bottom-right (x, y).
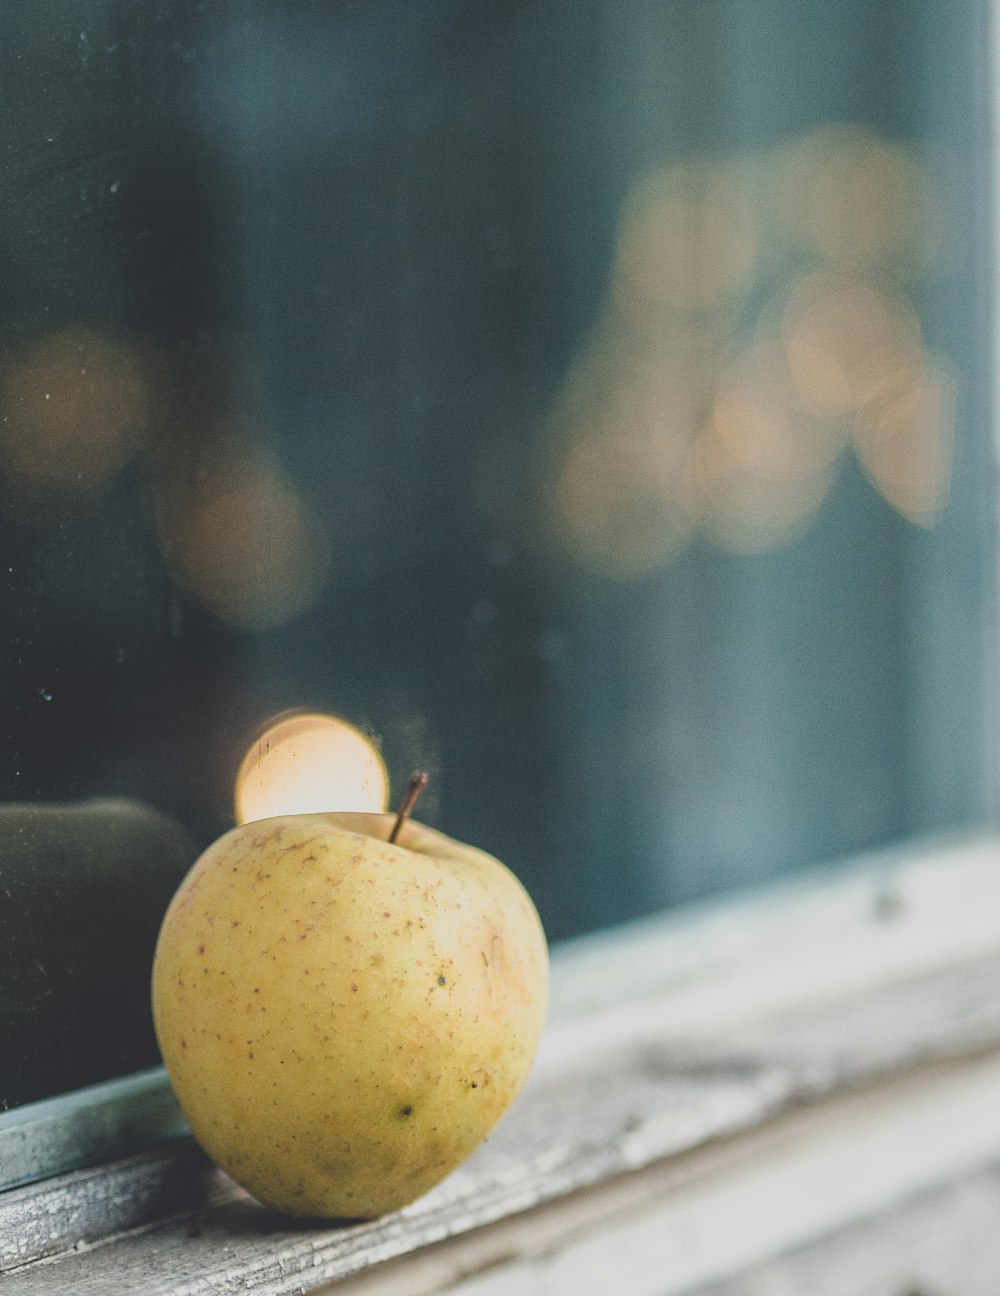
top-left (151, 812), bottom-right (549, 1219)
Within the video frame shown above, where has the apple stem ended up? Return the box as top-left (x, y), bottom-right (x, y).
top-left (389, 771), bottom-right (429, 844)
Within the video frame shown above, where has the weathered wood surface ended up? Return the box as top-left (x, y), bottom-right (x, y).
top-left (4, 837), bottom-right (1000, 1294)
top-left (326, 1052), bottom-right (1000, 1296)
top-left (0, 1140), bottom-right (220, 1274)
top-left (690, 1163), bottom-right (1000, 1296)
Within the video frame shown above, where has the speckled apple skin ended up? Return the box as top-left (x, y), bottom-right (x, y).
top-left (150, 812), bottom-right (549, 1219)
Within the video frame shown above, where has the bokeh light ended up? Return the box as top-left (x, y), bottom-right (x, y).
top-left (235, 712), bottom-right (389, 824)
top-left (513, 124), bottom-right (952, 578)
top-left (155, 450), bottom-right (331, 630)
top-left (710, 343), bottom-right (845, 484)
top-left (676, 341), bottom-right (843, 553)
top-left (555, 433), bottom-right (695, 579)
top-left (770, 122), bottom-right (939, 277)
top-left (853, 358), bottom-right (956, 524)
top-left (685, 417), bottom-right (835, 554)
top-left (548, 336), bottom-right (713, 578)
top-left (780, 272), bottom-right (922, 420)
top-left (614, 160), bottom-right (761, 316)
top-left (0, 327), bottom-right (149, 500)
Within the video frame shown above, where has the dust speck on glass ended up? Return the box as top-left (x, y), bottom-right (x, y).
top-left (0, 0), bottom-right (994, 1111)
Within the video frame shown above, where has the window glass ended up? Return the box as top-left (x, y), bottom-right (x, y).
top-left (1, 0), bottom-right (994, 1110)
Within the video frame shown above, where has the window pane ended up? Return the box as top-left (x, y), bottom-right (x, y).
top-left (1, 0), bottom-right (994, 1111)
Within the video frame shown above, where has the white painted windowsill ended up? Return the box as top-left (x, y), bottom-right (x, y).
top-left (4, 834), bottom-right (1000, 1294)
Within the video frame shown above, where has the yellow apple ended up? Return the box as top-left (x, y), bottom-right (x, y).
top-left (150, 810), bottom-right (548, 1218)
